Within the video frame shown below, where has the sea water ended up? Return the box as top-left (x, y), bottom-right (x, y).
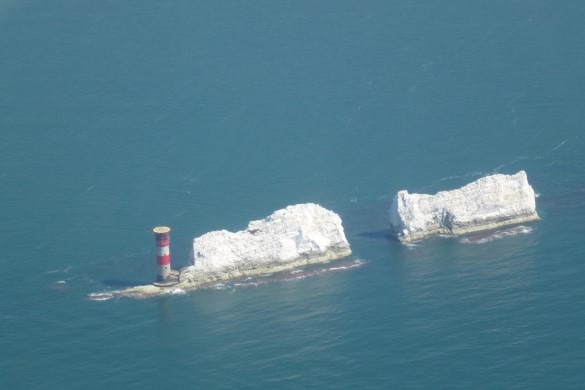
top-left (1, 1), bottom-right (584, 388)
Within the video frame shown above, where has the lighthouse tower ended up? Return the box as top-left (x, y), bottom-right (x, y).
top-left (153, 226), bottom-right (171, 282)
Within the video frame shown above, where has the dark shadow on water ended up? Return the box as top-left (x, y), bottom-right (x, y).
top-left (357, 230), bottom-right (395, 241)
top-left (102, 279), bottom-right (148, 288)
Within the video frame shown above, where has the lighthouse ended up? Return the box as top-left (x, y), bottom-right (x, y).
top-left (153, 226), bottom-right (171, 282)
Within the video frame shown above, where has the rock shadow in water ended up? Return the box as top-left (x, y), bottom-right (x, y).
top-left (357, 230), bottom-right (394, 241)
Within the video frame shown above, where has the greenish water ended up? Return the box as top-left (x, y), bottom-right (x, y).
top-left (1, 1), bottom-right (584, 388)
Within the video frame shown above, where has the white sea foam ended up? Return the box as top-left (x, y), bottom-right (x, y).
top-left (205, 259), bottom-right (367, 290)
top-left (89, 259), bottom-right (368, 299)
top-left (439, 171), bottom-right (484, 182)
top-left (492, 156), bottom-right (529, 173)
top-left (420, 171), bottom-right (484, 192)
top-left (87, 292), bottom-right (115, 301)
top-left (459, 226), bottom-right (533, 244)
top-left (552, 139), bottom-right (567, 151)
top-left (282, 274), bottom-right (308, 282)
top-left (163, 288), bottom-right (186, 296)
top-left (47, 265), bottom-right (72, 274)
top-left (329, 259), bottom-right (366, 270)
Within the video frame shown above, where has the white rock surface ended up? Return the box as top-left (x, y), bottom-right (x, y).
top-left (389, 171), bottom-right (540, 243)
top-left (179, 203), bottom-right (352, 284)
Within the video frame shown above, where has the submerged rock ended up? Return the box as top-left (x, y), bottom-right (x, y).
top-left (110, 203), bottom-right (351, 298)
top-left (389, 171), bottom-right (540, 243)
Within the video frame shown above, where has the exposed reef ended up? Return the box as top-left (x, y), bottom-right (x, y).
top-left (104, 203), bottom-right (352, 299)
top-left (389, 171), bottom-right (540, 243)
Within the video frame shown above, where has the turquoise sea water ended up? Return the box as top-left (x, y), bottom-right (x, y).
top-left (1, 1), bottom-right (585, 388)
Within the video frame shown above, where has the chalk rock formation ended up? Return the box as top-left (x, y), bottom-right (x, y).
top-left (179, 203), bottom-right (352, 284)
top-left (390, 171), bottom-right (540, 243)
top-left (108, 204), bottom-right (352, 299)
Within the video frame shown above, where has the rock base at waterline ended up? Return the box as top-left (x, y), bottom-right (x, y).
top-left (94, 203), bottom-right (351, 299)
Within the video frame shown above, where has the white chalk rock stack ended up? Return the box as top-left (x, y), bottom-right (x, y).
top-left (179, 203), bottom-right (352, 284)
top-left (389, 171), bottom-right (540, 243)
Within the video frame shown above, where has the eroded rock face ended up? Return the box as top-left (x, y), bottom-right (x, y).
top-left (389, 171), bottom-right (540, 243)
top-left (179, 203), bottom-right (352, 284)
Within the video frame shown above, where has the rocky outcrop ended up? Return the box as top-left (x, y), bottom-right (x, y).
top-left (389, 171), bottom-right (540, 243)
top-left (110, 203), bottom-right (351, 298)
top-left (179, 203), bottom-right (352, 285)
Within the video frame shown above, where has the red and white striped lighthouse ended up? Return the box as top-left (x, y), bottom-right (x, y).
top-left (153, 226), bottom-right (171, 281)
